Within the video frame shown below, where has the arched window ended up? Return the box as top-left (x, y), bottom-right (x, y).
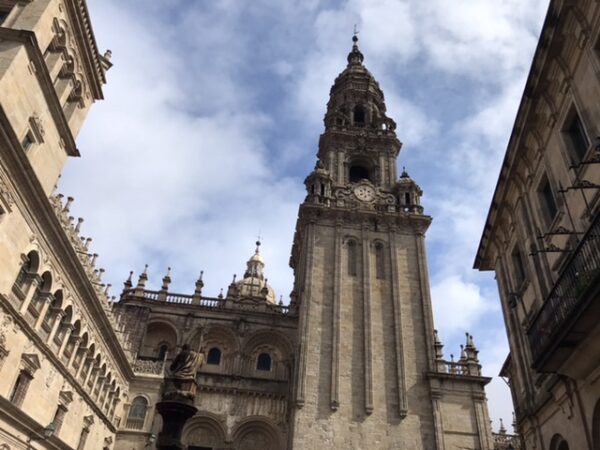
top-left (353, 106), bottom-right (366, 126)
top-left (126, 396), bottom-right (148, 430)
top-left (349, 165), bottom-right (370, 183)
top-left (206, 347), bottom-right (221, 365)
top-left (157, 343), bottom-right (169, 361)
top-left (256, 353), bottom-right (272, 371)
top-left (404, 192), bottom-right (411, 205)
top-left (375, 243), bottom-right (385, 279)
top-left (347, 240), bottom-right (358, 277)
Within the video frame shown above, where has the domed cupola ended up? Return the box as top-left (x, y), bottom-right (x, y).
top-left (304, 160), bottom-right (333, 206)
top-left (227, 241), bottom-right (276, 303)
top-left (393, 167), bottom-right (424, 214)
top-left (324, 35), bottom-right (396, 133)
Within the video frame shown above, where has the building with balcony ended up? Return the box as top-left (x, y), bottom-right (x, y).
top-left (475, 1), bottom-right (600, 449)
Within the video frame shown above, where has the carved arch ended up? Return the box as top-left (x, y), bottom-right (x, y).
top-left (232, 416), bottom-right (283, 450)
top-left (183, 413), bottom-right (227, 448)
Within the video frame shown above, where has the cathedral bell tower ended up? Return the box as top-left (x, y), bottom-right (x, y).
top-left (289, 36), bottom-right (493, 449)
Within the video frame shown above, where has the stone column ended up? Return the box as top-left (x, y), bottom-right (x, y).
top-left (19, 277), bottom-right (40, 314)
top-left (67, 336), bottom-right (82, 367)
top-left (361, 227), bottom-right (373, 415)
top-left (75, 348), bottom-right (89, 379)
top-left (47, 310), bottom-right (65, 344)
top-left (33, 293), bottom-right (54, 330)
top-left (57, 325), bottom-right (74, 358)
top-left (330, 222), bottom-right (342, 411)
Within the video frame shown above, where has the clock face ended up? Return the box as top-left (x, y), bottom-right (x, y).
top-left (353, 185), bottom-right (375, 202)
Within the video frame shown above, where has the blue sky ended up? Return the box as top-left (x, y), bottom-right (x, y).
top-left (61, 0), bottom-right (550, 432)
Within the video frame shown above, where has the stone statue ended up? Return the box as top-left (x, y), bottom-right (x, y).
top-left (169, 344), bottom-right (204, 379)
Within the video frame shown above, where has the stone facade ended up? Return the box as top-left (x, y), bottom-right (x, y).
top-left (0, 1), bottom-right (501, 449)
top-left (475, 1), bottom-right (600, 449)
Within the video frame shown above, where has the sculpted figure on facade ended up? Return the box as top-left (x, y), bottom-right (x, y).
top-left (169, 344), bottom-right (204, 379)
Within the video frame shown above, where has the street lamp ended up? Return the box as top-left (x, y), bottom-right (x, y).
top-left (27, 423), bottom-right (55, 449)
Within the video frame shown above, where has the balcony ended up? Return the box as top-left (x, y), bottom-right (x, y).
top-left (527, 212), bottom-right (600, 372)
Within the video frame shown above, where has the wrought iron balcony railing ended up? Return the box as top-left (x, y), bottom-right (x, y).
top-left (527, 212), bottom-right (600, 369)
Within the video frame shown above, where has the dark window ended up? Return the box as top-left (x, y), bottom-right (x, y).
top-left (52, 405), bottom-right (68, 435)
top-left (21, 132), bottom-right (34, 151)
top-left (158, 344), bottom-right (169, 360)
top-left (206, 347), bottom-right (221, 365)
top-left (557, 442), bottom-right (569, 450)
top-left (353, 107), bottom-right (365, 126)
top-left (512, 247), bottom-right (526, 286)
top-left (404, 192), bottom-right (411, 205)
top-left (564, 111), bottom-right (590, 162)
top-left (347, 241), bottom-right (358, 277)
top-left (256, 353), bottom-right (271, 371)
top-left (320, 184), bottom-right (325, 196)
top-left (349, 165), bottom-right (370, 182)
top-left (126, 396), bottom-right (148, 430)
top-left (539, 177), bottom-right (558, 224)
top-left (10, 371), bottom-right (32, 407)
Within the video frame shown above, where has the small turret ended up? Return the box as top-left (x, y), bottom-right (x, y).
top-left (192, 271), bottom-right (204, 305)
top-left (304, 160), bottom-right (333, 206)
top-left (394, 167), bottom-right (424, 214)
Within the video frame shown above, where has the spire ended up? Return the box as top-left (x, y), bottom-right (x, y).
top-left (134, 264), bottom-right (148, 296)
top-left (192, 270), bottom-right (204, 305)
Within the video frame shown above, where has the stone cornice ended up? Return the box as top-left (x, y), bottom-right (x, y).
top-left (0, 106), bottom-right (133, 382)
top-left (0, 295), bottom-right (117, 433)
top-left (427, 371), bottom-right (492, 386)
top-left (63, 0), bottom-right (106, 100)
top-left (0, 28), bottom-right (79, 157)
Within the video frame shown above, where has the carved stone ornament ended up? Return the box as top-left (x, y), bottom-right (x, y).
top-left (59, 389), bottom-right (74, 405)
top-left (28, 114), bottom-right (45, 143)
top-left (21, 353), bottom-right (41, 376)
top-left (0, 176), bottom-right (15, 210)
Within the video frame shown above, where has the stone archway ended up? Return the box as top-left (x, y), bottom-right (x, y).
top-left (183, 415), bottom-right (227, 450)
top-left (232, 418), bottom-right (282, 450)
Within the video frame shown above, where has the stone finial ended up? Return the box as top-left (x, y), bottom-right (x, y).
top-left (75, 217), bottom-right (84, 233)
top-left (84, 237), bottom-right (92, 250)
top-left (90, 253), bottom-right (99, 267)
top-left (459, 344), bottom-right (466, 362)
top-left (279, 295), bottom-right (283, 306)
top-left (135, 265), bottom-right (148, 293)
top-left (433, 330), bottom-right (445, 371)
top-left (499, 418), bottom-right (506, 434)
top-left (124, 271), bottom-right (133, 290)
top-left (104, 284), bottom-right (111, 296)
top-left (98, 268), bottom-right (105, 281)
top-left (103, 49), bottom-right (112, 60)
top-left (161, 267), bottom-right (172, 291)
top-left (218, 288), bottom-right (224, 299)
top-left (63, 196), bottom-right (74, 213)
top-left (192, 271), bottom-right (204, 304)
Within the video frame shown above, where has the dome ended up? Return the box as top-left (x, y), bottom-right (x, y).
top-left (232, 241), bottom-right (276, 303)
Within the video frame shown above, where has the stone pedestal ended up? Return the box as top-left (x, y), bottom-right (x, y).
top-left (156, 378), bottom-right (199, 450)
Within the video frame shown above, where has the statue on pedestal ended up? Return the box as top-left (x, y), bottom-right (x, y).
top-left (156, 344), bottom-right (205, 450)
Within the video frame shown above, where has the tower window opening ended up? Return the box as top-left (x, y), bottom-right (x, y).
top-left (349, 165), bottom-right (370, 183)
top-left (404, 192), bottom-right (411, 205)
top-left (320, 184), bottom-right (325, 196)
top-left (353, 107), bottom-right (365, 126)
top-left (256, 352), bottom-right (272, 371)
top-left (207, 347), bottom-right (221, 365)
